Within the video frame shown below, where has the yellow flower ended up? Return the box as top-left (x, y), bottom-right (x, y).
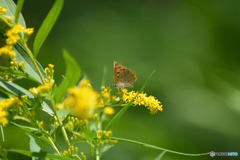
top-left (44, 64), bottom-right (54, 83)
top-left (10, 58), bottom-right (19, 70)
top-left (6, 24), bottom-right (24, 36)
top-left (97, 99), bottom-right (104, 108)
top-left (6, 34), bottom-right (19, 45)
top-left (0, 97), bottom-right (23, 126)
top-left (0, 6), bottom-right (8, 14)
top-left (122, 90), bottom-right (163, 114)
top-left (58, 79), bottom-right (100, 119)
top-left (80, 79), bottom-right (90, 87)
top-left (4, 15), bottom-right (13, 23)
top-left (99, 86), bottom-right (112, 106)
top-left (104, 107), bottom-right (115, 115)
top-left (23, 28), bottom-right (34, 35)
top-left (19, 61), bottom-right (25, 71)
top-left (21, 95), bottom-right (27, 100)
top-left (29, 82), bottom-right (54, 97)
top-left (0, 45), bottom-right (16, 58)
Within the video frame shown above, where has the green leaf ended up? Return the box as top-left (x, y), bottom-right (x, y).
top-left (14, 0), bottom-right (25, 25)
top-left (54, 50), bottom-right (81, 103)
top-left (26, 133), bottom-right (41, 153)
top-left (154, 151), bottom-right (166, 160)
top-left (0, 66), bottom-right (39, 83)
top-left (33, 0), bottom-right (63, 57)
top-left (14, 42), bottom-right (47, 84)
top-left (83, 129), bottom-right (96, 142)
top-left (0, 80), bottom-right (54, 115)
top-left (8, 149), bottom-right (73, 160)
top-left (0, 0), bottom-right (26, 27)
top-left (101, 144), bottom-right (114, 156)
top-left (10, 122), bottom-right (61, 154)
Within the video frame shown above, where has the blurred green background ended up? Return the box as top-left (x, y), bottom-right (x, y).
top-left (1, 0), bottom-right (240, 159)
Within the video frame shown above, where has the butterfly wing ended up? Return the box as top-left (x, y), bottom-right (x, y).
top-left (113, 61), bottom-right (127, 85)
top-left (119, 69), bottom-right (137, 87)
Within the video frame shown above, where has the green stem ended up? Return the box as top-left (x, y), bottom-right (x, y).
top-left (47, 135), bottom-right (62, 155)
top-left (112, 137), bottom-right (210, 156)
top-left (0, 124), bottom-right (5, 147)
top-left (89, 143), bottom-right (93, 160)
top-left (50, 98), bottom-right (70, 150)
top-left (21, 43), bottom-right (45, 84)
top-left (22, 42), bottom-right (71, 151)
top-left (96, 146), bottom-right (100, 160)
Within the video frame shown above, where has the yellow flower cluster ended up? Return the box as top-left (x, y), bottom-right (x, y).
top-left (44, 64), bottom-right (54, 83)
top-left (0, 45), bottom-right (16, 58)
top-left (0, 7), bottom-right (33, 76)
top-left (64, 116), bottom-right (87, 133)
top-left (97, 130), bottom-right (112, 140)
top-left (62, 145), bottom-right (80, 158)
top-left (5, 24), bottom-right (24, 45)
top-left (29, 82), bottom-right (54, 97)
top-left (0, 57), bottom-right (24, 81)
top-left (4, 15), bottom-right (13, 23)
top-left (96, 86), bottom-right (116, 115)
top-left (0, 7), bottom-right (34, 58)
top-left (122, 89), bottom-right (163, 114)
top-left (0, 97), bottom-right (23, 126)
top-left (0, 6), bottom-right (8, 15)
top-left (57, 79), bottom-right (100, 119)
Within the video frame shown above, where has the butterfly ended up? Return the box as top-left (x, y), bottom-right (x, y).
top-left (113, 61), bottom-right (137, 89)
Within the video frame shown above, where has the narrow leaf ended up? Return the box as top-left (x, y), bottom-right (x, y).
top-left (154, 151), bottom-right (166, 160)
top-left (33, 0), bottom-right (63, 57)
top-left (0, 80), bottom-right (54, 115)
top-left (10, 122), bottom-right (60, 154)
top-left (0, 66), bottom-right (39, 83)
top-left (8, 149), bottom-right (72, 160)
top-left (14, 0), bottom-right (25, 24)
top-left (54, 50), bottom-right (81, 103)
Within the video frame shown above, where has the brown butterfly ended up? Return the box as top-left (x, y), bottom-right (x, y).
top-left (113, 61), bottom-right (137, 89)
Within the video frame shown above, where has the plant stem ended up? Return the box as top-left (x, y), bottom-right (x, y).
top-left (89, 143), bottom-right (93, 160)
top-left (96, 146), bottom-right (100, 160)
top-left (0, 125), bottom-right (5, 147)
top-left (50, 98), bottom-right (71, 150)
top-left (21, 43), bottom-right (45, 84)
top-left (48, 135), bottom-right (62, 155)
top-left (22, 42), bottom-right (71, 151)
top-left (112, 137), bottom-right (210, 156)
